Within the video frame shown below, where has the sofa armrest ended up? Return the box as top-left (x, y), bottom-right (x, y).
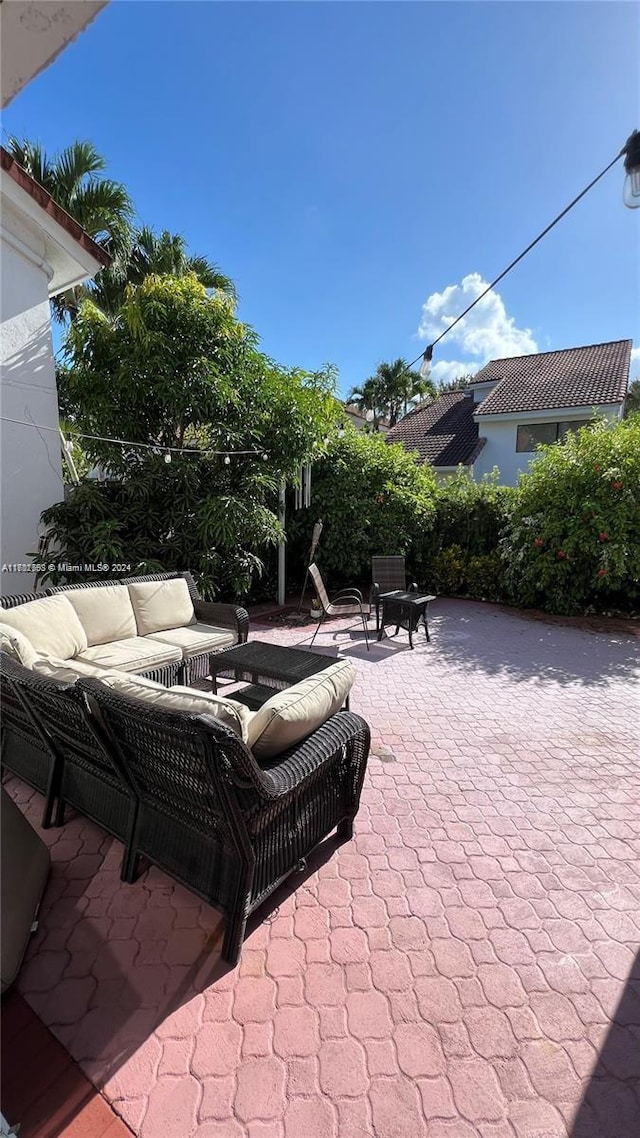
top-left (248, 711), bottom-right (370, 799)
top-left (193, 599), bottom-right (249, 643)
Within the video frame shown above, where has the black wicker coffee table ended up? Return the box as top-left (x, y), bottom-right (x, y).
top-left (209, 640), bottom-right (345, 710)
top-left (377, 590), bottom-right (436, 649)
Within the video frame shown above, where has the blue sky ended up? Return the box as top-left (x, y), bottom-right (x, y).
top-left (4, 1), bottom-right (639, 393)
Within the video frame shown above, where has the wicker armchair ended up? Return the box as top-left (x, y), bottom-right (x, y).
top-left (78, 678), bottom-right (371, 964)
top-left (371, 556), bottom-right (417, 632)
top-left (1, 653), bottom-right (136, 854)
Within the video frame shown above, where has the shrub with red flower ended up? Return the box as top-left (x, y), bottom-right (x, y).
top-left (376, 495), bottom-right (385, 504)
top-left (534, 537), bottom-right (545, 548)
top-left (501, 416), bottom-right (640, 615)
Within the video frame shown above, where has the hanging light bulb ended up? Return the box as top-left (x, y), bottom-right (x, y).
top-left (164, 451), bottom-right (172, 463)
top-left (419, 345), bottom-right (434, 379)
top-left (224, 455), bottom-right (231, 465)
top-left (622, 129), bottom-right (640, 209)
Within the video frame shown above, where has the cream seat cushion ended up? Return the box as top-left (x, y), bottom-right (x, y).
top-left (64, 585), bottom-right (137, 646)
top-left (97, 674), bottom-right (253, 740)
top-left (0, 622), bottom-right (39, 669)
top-left (247, 659), bottom-right (355, 760)
top-left (0, 595), bottom-right (88, 660)
top-left (76, 637), bottom-right (182, 673)
top-left (146, 623), bottom-right (235, 658)
top-left (128, 579), bottom-right (195, 636)
top-left (32, 655), bottom-right (120, 684)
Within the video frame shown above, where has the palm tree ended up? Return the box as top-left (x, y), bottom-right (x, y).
top-left (374, 358), bottom-right (436, 426)
top-left (7, 137), bottom-right (134, 320)
top-left (346, 375), bottom-right (387, 431)
top-left (89, 226), bottom-right (237, 314)
top-left (348, 359), bottom-right (436, 430)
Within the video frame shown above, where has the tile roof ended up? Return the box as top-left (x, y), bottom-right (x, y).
top-left (1, 146), bottom-right (111, 267)
top-left (474, 339), bottom-right (631, 415)
top-left (386, 391), bottom-right (482, 467)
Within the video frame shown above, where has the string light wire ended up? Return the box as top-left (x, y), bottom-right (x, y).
top-left (402, 138), bottom-right (632, 380)
top-left (0, 416), bottom-right (267, 458)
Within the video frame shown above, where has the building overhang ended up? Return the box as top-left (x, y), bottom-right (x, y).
top-left (1, 161), bottom-right (108, 295)
top-left (473, 403), bottom-right (623, 426)
top-left (1, 1), bottom-right (108, 108)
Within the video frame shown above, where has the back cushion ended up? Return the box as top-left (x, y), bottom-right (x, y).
top-left (0, 622), bottom-right (39, 669)
top-left (128, 579), bottom-right (195, 636)
top-left (64, 585), bottom-right (137, 646)
top-left (97, 674), bottom-right (252, 740)
top-left (248, 659), bottom-right (355, 760)
top-left (0, 595), bottom-right (88, 660)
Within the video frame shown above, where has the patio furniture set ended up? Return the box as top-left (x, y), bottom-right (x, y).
top-left (309, 556), bottom-right (436, 650)
top-left (0, 572), bottom-right (370, 968)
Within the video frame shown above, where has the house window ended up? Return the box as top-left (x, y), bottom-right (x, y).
top-left (516, 420), bottom-right (591, 452)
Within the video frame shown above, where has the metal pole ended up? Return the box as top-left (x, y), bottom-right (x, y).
top-left (277, 482), bottom-right (286, 607)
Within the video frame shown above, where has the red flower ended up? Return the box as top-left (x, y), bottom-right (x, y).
top-left (377, 495), bottom-right (385, 504)
top-left (599, 532), bottom-right (609, 541)
top-left (611, 481), bottom-right (623, 490)
top-left (598, 568), bottom-right (607, 578)
top-left (594, 465), bottom-right (602, 472)
top-left (557, 550), bottom-right (568, 560)
top-left (534, 538), bottom-right (545, 548)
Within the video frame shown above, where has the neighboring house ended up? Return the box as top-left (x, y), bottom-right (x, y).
top-left (386, 339), bottom-right (632, 485)
top-left (384, 391), bottom-right (485, 478)
top-left (343, 403), bottom-right (390, 433)
top-left (0, 148), bottom-right (109, 595)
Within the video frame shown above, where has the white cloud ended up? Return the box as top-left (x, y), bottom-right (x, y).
top-left (630, 345), bottom-right (640, 373)
top-left (418, 272), bottom-right (538, 378)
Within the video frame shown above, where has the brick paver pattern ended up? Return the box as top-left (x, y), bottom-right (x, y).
top-left (8, 600), bottom-right (640, 1138)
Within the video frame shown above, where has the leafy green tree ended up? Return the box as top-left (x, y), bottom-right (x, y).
top-left (501, 416), bottom-right (640, 614)
top-left (7, 137), bottom-right (134, 320)
top-left (41, 274), bottom-right (338, 596)
top-left (88, 226), bottom-right (236, 314)
top-left (287, 428), bottom-right (437, 583)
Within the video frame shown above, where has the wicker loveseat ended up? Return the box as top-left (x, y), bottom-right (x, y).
top-left (1, 652), bottom-right (370, 964)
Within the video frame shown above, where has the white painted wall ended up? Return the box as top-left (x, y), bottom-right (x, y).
top-left (1, 1), bottom-right (108, 108)
top-left (473, 405), bottom-right (623, 486)
top-left (1, 206), bottom-right (63, 595)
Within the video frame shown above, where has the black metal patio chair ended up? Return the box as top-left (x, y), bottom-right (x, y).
top-left (371, 556), bottom-right (418, 632)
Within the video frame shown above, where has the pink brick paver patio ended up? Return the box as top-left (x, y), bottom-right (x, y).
top-left (7, 600), bottom-right (640, 1137)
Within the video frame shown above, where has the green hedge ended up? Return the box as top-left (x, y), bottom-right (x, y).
top-left (501, 416), bottom-right (640, 614)
top-left (285, 430), bottom-right (437, 588)
top-left (288, 417), bottom-right (639, 616)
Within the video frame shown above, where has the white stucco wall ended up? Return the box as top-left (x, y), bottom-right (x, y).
top-left (1, 208), bottom-right (64, 595)
top-left (473, 405), bottom-right (623, 486)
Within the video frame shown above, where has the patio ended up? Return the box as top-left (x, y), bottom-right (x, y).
top-left (5, 598), bottom-right (640, 1138)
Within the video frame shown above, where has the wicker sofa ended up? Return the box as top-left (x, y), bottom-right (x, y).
top-left (1, 651), bottom-right (370, 964)
top-left (1, 571), bottom-right (371, 962)
top-left (0, 571), bottom-right (248, 817)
